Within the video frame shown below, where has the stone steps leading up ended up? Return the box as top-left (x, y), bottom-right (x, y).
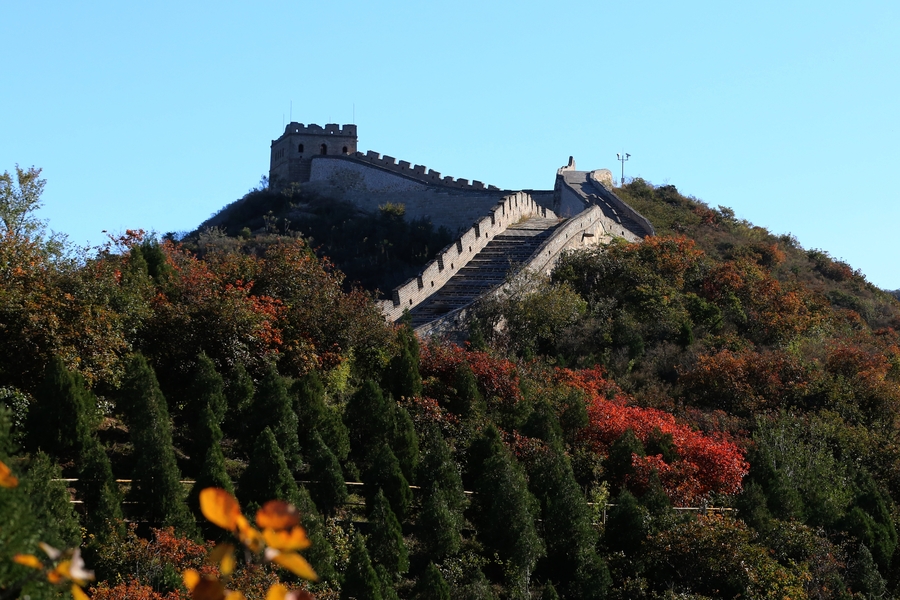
top-left (408, 216), bottom-right (561, 328)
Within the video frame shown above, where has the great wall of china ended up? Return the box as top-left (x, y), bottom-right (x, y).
top-left (269, 122), bottom-right (654, 334)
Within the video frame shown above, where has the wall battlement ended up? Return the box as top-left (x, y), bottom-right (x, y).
top-left (278, 122), bottom-right (358, 137)
top-left (335, 150), bottom-right (501, 191)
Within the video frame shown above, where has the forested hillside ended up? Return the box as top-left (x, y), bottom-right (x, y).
top-left (3, 166), bottom-right (900, 599)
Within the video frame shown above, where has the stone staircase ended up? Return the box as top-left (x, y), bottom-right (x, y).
top-left (408, 216), bottom-right (561, 329)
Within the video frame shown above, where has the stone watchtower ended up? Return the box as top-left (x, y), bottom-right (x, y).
top-left (269, 122), bottom-right (358, 186)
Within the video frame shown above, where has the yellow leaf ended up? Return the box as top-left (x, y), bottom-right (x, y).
top-left (255, 500), bottom-right (299, 530)
top-left (263, 527), bottom-right (311, 552)
top-left (236, 517), bottom-right (264, 553)
top-left (0, 459), bottom-right (18, 488)
top-left (48, 560), bottom-right (71, 584)
top-left (206, 543), bottom-right (236, 576)
top-left (268, 551), bottom-right (318, 581)
top-left (13, 554), bottom-right (43, 570)
top-left (220, 552), bottom-right (236, 578)
top-left (265, 584), bottom-right (289, 600)
top-left (71, 584), bottom-right (91, 600)
top-left (183, 569), bottom-right (201, 591)
top-left (200, 488), bottom-right (243, 531)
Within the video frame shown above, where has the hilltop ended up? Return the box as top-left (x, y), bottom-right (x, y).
top-left (3, 163), bottom-right (900, 599)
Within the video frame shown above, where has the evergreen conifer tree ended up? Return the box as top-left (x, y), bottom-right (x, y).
top-left (605, 488), bottom-right (647, 556)
top-left (416, 562), bottom-right (451, 600)
top-left (367, 489), bottom-right (409, 576)
top-left (188, 404), bottom-right (234, 527)
top-left (472, 442), bottom-right (544, 597)
top-left (292, 370), bottom-right (327, 437)
top-left (307, 429), bottom-right (347, 517)
top-left (375, 565), bottom-right (400, 600)
top-left (604, 428), bottom-right (645, 492)
top-left (294, 485), bottom-right (338, 582)
top-left (522, 400), bottom-right (563, 450)
top-left (119, 354), bottom-right (196, 536)
top-left (248, 363), bottom-right (302, 472)
top-left (850, 543), bottom-right (887, 598)
top-left (392, 405), bottom-right (419, 483)
top-left (448, 362), bottom-right (482, 417)
top-left (22, 452), bottom-right (82, 549)
top-left (224, 362), bottom-right (254, 440)
top-left (341, 531), bottom-right (383, 600)
top-left (418, 426), bottom-right (466, 518)
top-left (640, 470), bottom-right (671, 514)
top-left (383, 327), bottom-right (422, 400)
top-left (185, 353), bottom-right (227, 471)
top-left (418, 484), bottom-right (461, 561)
top-left (465, 424), bottom-right (504, 487)
top-left (238, 427), bottom-right (299, 510)
top-left (78, 436), bottom-right (124, 539)
top-left (25, 356), bottom-right (96, 459)
top-left (345, 380), bottom-right (394, 468)
top-left (363, 443), bottom-right (411, 522)
top-left (528, 448), bottom-right (603, 595)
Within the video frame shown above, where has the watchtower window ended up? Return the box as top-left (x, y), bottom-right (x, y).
top-left (320, 144), bottom-right (327, 155)
top-left (298, 144), bottom-right (304, 153)
top-left (342, 146), bottom-right (349, 154)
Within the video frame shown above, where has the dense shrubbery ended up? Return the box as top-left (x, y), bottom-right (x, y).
top-left (4, 168), bottom-right (900, 598)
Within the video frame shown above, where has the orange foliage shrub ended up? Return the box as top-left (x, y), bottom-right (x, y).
top-left (558, 366), bottom-right (748, 504)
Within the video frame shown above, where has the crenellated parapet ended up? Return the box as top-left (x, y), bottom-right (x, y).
top-left (379, 191), bottom-right (554, 321)
top-left (329, 150), bottom-right (501, 191)
top-left (279, 122), bottom-right (358, 137)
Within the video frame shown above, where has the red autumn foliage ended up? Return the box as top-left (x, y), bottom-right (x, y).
top-left (558, 366), bottom-right (748, 504)
top-left (419, 342), bottom-right (523, 405)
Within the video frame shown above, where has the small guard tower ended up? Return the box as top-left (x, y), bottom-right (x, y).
top-left (269, 122), bottom-right (358, 186)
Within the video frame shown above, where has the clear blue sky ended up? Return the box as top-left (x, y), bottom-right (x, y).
top-left (2, 1), bottom-right (898, 288)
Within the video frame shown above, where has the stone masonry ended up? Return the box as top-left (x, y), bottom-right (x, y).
top-left (268, 123), bottom-right (655, 332)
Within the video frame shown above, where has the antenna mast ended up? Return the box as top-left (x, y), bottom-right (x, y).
top-left (616, 151), bottom-right (631, 186)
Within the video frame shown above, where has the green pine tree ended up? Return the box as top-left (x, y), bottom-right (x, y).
top-left (605, 488), bottom-right (647, 556)
top-left (418, 484), bottom-right (461, 561)
top-left (367, 489), bottom-right (409, 576)
top-left (416, 562), bottom-right (451, 600)
top-left (448, 362), bottom-right (482, 418)
top-left (363, 443), bottom-right (411, 522)
top-left (248, 363), bottom-right (302, 472)
top-left (307, 429), bottom-right (348, 517)
top-left (185, 353), bottom-right (227, 471)
top-left (224, 361), bottom-right (254, 441)
top-left (294, 486), bottom-right (337, 583)
top-left (78, 436), bottom-right (124, 539)
top-left (292, 370), bottom-right (327, 437)
top-left (119, 354), bottom-right (197, 536)
top-left (418, 425), bottom-right (466, 518)
top-left (344, 380), bottom-right (395, 468)
top-left (188, 404), bottom-right (234, 528)
top-left (392, 405), bottom-right (419, 483)
top-left (383, 327), bottom-right (422, 400)
top-left (25, 356), bottom-right (96, 459)
top-left (473, 443), bottom-right (544, 597)
top-left (341, 531), bottom-right (383, 600)
top-left (604, 428), bottom-right (645, 492)
top-left (22, 452), bottom-right (82, 549)
top-left (528, 448), bottom-right (605, 596)
top-left (375, 564), bottom-right (400, 600)
top-left (238, 427), bottom-right (300, 510)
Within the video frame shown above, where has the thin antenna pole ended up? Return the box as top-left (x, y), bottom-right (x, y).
top-left (616, 151), bottom-right (631, 186)
top-left (353, 103), bottom-right (355, 124)
top-left (290, 100), bottom-right (292, 123)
